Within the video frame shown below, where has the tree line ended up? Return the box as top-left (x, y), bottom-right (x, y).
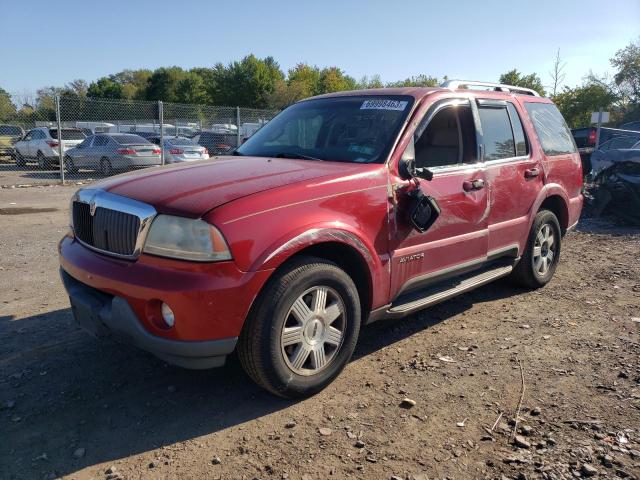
top-left (1, 38), bottom-right (638, 129)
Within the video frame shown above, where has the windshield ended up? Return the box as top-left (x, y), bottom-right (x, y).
top-left (236, 95), bottom-right (414, 163)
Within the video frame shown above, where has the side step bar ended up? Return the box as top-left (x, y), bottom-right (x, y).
top-left (380, 263), bottom-right (514, 320)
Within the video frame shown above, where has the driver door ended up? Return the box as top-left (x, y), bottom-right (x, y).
top-left (388, 98), bottom-right (489, 300)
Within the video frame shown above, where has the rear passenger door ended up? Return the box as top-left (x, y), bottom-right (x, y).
top-left (478, 99), bottom-right (544, 255)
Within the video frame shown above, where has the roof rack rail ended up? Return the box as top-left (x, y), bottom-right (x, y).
top-left (440, 80), bottom-right (541, 97)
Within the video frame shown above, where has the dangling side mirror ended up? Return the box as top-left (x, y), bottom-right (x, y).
top-left (410, 190), bottom-right (441, 233)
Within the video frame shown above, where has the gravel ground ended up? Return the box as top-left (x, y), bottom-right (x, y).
top-left (1, 185), bottom-right (639, 480)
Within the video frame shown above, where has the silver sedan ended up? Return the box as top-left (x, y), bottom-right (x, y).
top-left (148, 136), bottom-right (209, 163)
top-left (64, 133), bottom-right (162, 176)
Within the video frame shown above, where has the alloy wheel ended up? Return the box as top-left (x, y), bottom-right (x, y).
top-left (532, 223), bottom-right (556, 276)
top-left (280, 286), bottom-right (346, 376)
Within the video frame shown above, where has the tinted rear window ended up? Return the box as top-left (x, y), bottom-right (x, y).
top-left (524, 103), bottom-right (576, 156)
top-left (111, 134), bottom-right (151, 145)
top-left (0, 125), bottom-right (22, 136)
top-left (49, 129), bottom-right (85, 140)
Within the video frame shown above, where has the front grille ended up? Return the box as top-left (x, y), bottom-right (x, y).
top-left (72, 201), bottom-right (140, 256)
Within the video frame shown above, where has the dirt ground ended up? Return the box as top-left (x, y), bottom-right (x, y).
top-left (1, 185), bottom-right (639, 480)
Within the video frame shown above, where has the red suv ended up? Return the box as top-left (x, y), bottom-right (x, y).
top-left (59, 81), bottom-right (583, 397)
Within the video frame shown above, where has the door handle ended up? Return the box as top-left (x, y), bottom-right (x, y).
top-left (463, 179), bottom-right (485, 192)
top-left (524, 168), bottom-right (540, 179)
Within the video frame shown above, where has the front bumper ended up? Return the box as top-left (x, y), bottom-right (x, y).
top-left (61, 269), bottom-right (237, 368)
top-left (59, 235), bottom-right (274, 368)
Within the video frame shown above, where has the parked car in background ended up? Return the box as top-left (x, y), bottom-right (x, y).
top-left (64, 133), bottom-right (161, 175)
top-left (13, 127), bottom-right (86, 168)
top-left (193, 131), bottom-right (236, 155)
top-left (590, 136), bottom-right (640, 178)
top-left (59, 81), bottom-right (583, 397)
top-left (619, 121), bottom-right (640, 132)
top-left (148, 136), bottom-right (209, 163)
top-left (0, 124), bottom-right (24, 159)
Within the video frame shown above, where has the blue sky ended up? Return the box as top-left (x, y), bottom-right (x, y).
top-left (1, 0), bottom-right (638, 95)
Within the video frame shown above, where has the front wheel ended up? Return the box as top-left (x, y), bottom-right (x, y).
top-left (510, 210), bottom-right (562, 288)
top-left (238, 257), bottom-right (361, 398)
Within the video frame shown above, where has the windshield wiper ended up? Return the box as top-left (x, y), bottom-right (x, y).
top-left (232, 150), bottom-right (243, 156)
top-left (274, 152), bottom-right (324, 161)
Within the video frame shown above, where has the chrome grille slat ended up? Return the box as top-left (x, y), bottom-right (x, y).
top-left (71, 189), bottom-right (156, 260)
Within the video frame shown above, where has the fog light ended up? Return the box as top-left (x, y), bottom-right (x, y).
top-left (161, 303), bottom-right (175, 328)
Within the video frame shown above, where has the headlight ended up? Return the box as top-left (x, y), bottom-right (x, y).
top-left (143, 215), bottom-right (232, 262)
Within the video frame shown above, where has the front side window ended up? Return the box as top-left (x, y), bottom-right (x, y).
top-left (524, 102), bottom-right (576, 156)
top-left (478, 106), bottom-right (515, 161)
top-left (237, 95), bottom-right (414, 163)
top-left (412, 102), bottom-right (477, 169)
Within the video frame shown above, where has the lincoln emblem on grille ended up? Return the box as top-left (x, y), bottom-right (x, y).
top-left (89, 201), bottom-right (97, 217)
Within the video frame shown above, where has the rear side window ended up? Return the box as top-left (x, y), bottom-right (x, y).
top-left (478, 107), bottom-right (515, 161)
top-left (524, 103), bottom-right (576, 156)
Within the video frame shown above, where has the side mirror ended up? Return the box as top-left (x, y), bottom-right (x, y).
top-left (398, 138), bottom-right (434, 181)
top-left (410, 190), bottom-right (441, 233)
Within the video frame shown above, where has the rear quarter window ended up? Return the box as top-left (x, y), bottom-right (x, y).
top-left (524, 103), bottom-right (576, 156)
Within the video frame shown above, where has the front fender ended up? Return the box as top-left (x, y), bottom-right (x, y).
top-left (250, 222), bottom-right (379, 272)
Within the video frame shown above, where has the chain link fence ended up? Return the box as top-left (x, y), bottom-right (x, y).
top-left (0, 96), bottom-right (278, 186)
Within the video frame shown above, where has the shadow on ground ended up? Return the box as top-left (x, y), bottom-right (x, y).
top-left (0, 278), bottom-right (526, 479)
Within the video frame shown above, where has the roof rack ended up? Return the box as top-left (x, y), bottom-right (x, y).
top-left (440, 80), bottom-right (541, 97)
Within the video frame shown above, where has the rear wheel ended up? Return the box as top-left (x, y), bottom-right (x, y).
top-left (36, 151), bottom-right (49, 169)
top-left (238, 257), bottom-right (361, 398)
top-left (99, 158), bottom-right (112, 176)
top-left (510, 210), bottom-right (561, 288)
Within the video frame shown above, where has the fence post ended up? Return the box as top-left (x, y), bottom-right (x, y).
top-left (159, 101), bottom-right (165, 166)
top-left (55, 95), bottom-right (65, 185)
top-left (236, 106), bottom-right (241, 147)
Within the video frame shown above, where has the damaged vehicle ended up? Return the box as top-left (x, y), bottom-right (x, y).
top-left (590, 136), bottom-right (640, 223)
top-left (59, 81), bottom-right (583, 398)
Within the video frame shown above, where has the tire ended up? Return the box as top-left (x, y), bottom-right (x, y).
top-left (99, 158), bottom-right (112, 176)
top-left (36, 151), bottom-right (49, 169)
top-left (510, 210), bottom-right (562, 289)
top-left (64, 156), bottom-right (78, 174)
top-left (238, 256), bottom-right (361, 398)
top-left (13, 150), bottom-right (26, 167)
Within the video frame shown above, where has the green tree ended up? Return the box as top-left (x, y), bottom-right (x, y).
top-left (499, 69), bottom-right (546, 96)
top-left (0, 87), bottom-right (17, 120)
top-left (317, 67), bottom-right (356, 94)
top-left (553, 82), bottom-right (616, 128)
top-left (144, 67), bottom-right (188, 103)
top-left (174, 72), bottom-right (208, 104)
top-left (87, 77), bottom-right (124, 99)
top-left (611, 38), bottom-right (640, 103)
top-left (356, 74), bottom-right (384, 90)
top-left (214, 55), bottom-right (284, 108)
top-left (386, 74), bottom-right (439, 88)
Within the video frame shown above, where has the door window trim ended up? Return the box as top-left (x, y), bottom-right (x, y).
top-left (475, 99), bottom-right (532, 166)
top-left (410, 97), bottom-right (482, 175)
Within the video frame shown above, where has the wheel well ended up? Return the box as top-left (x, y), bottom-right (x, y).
top-left (282, 242), bottom-right (373, 320)
top-left (539, 195), bottom-right (569, 234)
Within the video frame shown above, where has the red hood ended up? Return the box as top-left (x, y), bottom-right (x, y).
top-left (94, 156), bottom-right (368, 217)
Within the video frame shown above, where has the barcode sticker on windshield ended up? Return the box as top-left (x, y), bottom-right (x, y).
top-left (360, 99), bottom-right (408, 111)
